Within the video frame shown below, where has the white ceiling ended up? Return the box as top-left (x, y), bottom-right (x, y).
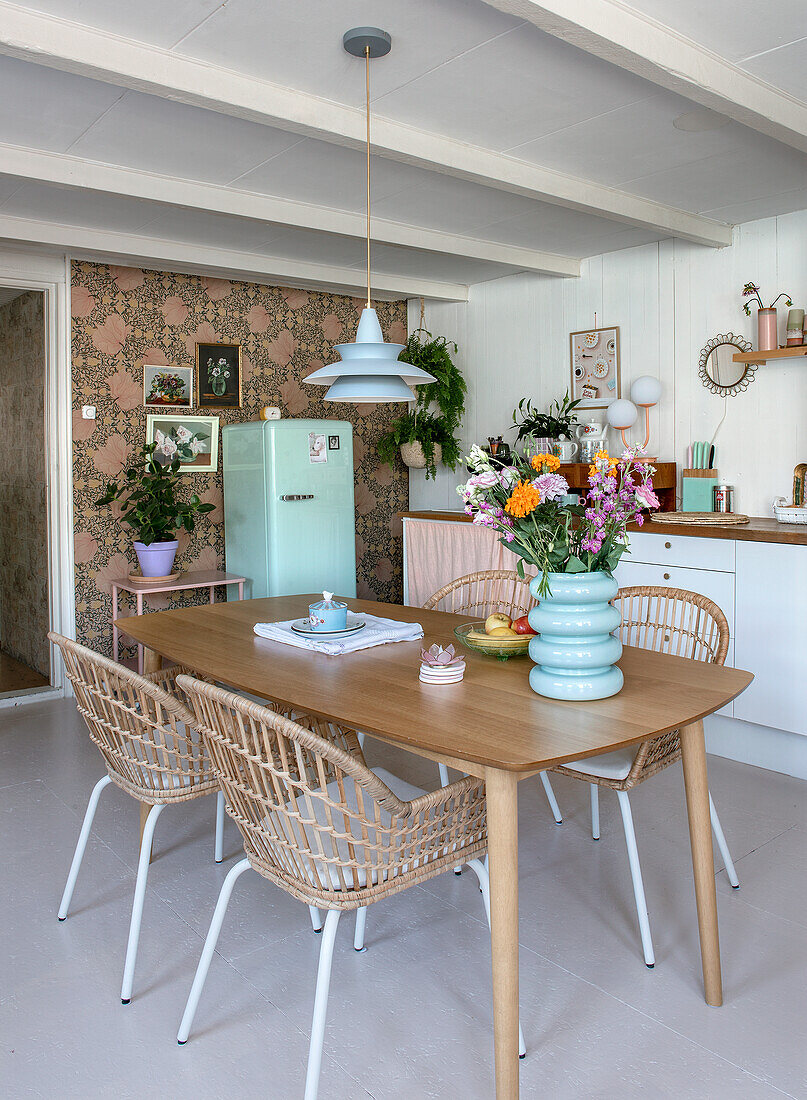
top-left (2, 1), bottom-right (807, 295)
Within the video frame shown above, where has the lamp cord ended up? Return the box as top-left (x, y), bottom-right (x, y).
top-left (365, 45), bottom-right (371, 310)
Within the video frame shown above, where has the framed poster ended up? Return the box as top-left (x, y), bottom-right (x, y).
top-left (196, 342), bottom-right (242, 408)
top-left (143, 364), bottom-right (193, 408)
top-left (569, 326), bottom-right (621, 409)
top-left (146, 414), bottom-right (219, 473)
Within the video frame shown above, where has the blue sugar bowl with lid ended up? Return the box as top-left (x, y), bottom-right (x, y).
top-left (307, 591), bottom-right (348, 632)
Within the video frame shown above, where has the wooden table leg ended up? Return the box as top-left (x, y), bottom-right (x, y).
top-left (138, 800), bottom-right (153, 864)
top-left (142, 646), bottom-right (162, 675)
top-left (486, 767), bottom-right (521, 1099)
top-left (680, 719), bottom-right (722, 1007)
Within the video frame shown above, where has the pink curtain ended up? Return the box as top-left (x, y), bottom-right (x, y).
top-left (405, 519), bottom-right (522, 608)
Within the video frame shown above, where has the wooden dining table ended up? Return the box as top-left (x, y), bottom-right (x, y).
top-left (116, 594), bottom-right (752, 1100)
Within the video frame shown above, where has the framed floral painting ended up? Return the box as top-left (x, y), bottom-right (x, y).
top-left (196, 342), bottom-right (241, 408)
top-left (143, 364), bottom-right (193, 408)
top-left (146, 414), bottom-right (219, 473)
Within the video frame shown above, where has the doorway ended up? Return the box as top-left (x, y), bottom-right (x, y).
top-left (0, 288), bottom-right (50, 697)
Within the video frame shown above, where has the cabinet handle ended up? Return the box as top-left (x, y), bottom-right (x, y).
top-left (663, 572), bottom-right (670, 580)
top-left (664, 541), bottom-right (671, 549)
top-left (280, 494), bottom-right (315, 501)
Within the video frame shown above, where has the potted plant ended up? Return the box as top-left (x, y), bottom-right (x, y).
top-left (378, 328), bottom-right (466, 480)
top-left (96, 442), bottom-right (215, 577)
top-left (741, 282), bottom-right (792, 352)
top-left (458, 445), bottom-right (659, 699)
top-left (512, 391), bottom-right (581, 457)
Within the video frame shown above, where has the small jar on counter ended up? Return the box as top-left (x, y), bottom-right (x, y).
top-left (713, 484), bottom-right (734, 513)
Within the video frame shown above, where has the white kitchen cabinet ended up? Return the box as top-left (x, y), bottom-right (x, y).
top-left (734, 542), bottom-right (807, 736)
top-left (622, 530), bottom-right (735, 572)
top-left (614, 560), bottom-right (735, 636)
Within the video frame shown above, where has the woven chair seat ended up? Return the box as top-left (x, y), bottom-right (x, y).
top-left (275, 767), bottom-right (428, 890)
top-left (561, 748), bottom-right (634, 782)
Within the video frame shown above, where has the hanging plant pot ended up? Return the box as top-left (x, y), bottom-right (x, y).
top-left (400, 442), bottom-right (442, 470)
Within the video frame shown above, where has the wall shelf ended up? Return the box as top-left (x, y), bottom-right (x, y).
top-left (732, 346), bottom-right (807, 365)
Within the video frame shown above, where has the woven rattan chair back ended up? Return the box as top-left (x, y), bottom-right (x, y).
top-left (177, 675), bottom-right (486, 910)
top-left (423, 569), bottom-right (536, 619)
top-left (50, 632), bottom-right (218, 805)
top-left (553, 586), bottom-right (730, 790)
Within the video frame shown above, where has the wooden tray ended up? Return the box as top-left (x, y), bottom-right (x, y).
top-left (650, 512), bottom-right (749, 526)
top-left (127, 570), bottom-right (182, 584)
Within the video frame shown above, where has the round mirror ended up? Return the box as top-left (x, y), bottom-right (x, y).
top-left (698, 333), bottom-right (755, 396)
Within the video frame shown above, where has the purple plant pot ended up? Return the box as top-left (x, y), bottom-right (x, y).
top-left (133, 540), bottom-right (178, 578)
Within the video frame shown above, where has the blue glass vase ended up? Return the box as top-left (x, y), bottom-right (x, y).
top-left (528, 572), bottom-right (623, 700)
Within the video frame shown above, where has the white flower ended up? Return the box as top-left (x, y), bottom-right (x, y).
top-left (159, 436), bottom-right (178, 458)
top-left (175, 425), bottom-right (192, 443)
top-left (499, 466), bottom-right (518, 487)
top-left (466, 444), bottom-right (493, 472)
top-left (189, 437), bottom-right (204, 455)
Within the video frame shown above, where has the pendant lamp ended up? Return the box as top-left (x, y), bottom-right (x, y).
top-left (305, 28), bottom-right (436, 403)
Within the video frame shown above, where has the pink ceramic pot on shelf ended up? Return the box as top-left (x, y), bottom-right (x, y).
top-left (757, 307), bottom-right (778, 352)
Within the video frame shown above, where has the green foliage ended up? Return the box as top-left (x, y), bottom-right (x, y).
top-left (377, 411), bottom-right (459, 481)
top-left (512, 390), bottom-right (581, 442)
top-left (96, 442), bottom-right (215, 545)
top-left (378, 327), bottom-right (466, 479)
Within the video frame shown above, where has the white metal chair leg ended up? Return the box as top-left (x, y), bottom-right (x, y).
top-left (438, 762), bottom-right (450, 787)
top-left (709, 793), bottom-right (739, 889)
top-left (58, 774), bottom-right (112, 921)
top-left (615, 790), bottom-right (655, 968)
top-left (120, 802), bottom-right (164, 1003)
top-left (308, 905), bottom-right (323, 933)
top-left (353, 907), bottom-right (367, 952)
top-left (177, 857), bottom-right (252, 1043)
top-left (590, 784), bottom-right (600, 840)
top-left (214, 790), bottom-right (225, 863)
top-left (466, 859), bottom-right (526, 1059)
top-left (539, 771), bottom-right (563, 824)
top-left (304, 908), bottom-right (341, 1100)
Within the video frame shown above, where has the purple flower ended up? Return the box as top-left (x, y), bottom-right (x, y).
top-left (532, 472), bottom-right (569, 502)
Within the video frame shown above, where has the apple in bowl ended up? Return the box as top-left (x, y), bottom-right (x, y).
top-left (512, 615), bottom-right (537, 636)
top-left (484, 612), bottom-right (512, 634)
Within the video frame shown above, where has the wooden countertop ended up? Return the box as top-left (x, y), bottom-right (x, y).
top-left (400, 511), bottom-right (807, 546)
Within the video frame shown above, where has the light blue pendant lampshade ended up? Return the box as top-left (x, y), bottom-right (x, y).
top-left (305, 307), bottom-right (435, 403)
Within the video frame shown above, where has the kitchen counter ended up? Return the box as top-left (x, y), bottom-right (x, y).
top-left (400, 511), bottom-right (807, 546)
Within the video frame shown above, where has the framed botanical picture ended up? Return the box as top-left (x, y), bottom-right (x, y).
top-left (569, 326), bottom-right (621, 409)
top-left (196, 342), bottom-right (241, 408)
top-left (146, 414), bottom-right (219, 473)
top-left (143, 364), bottom-right (193, 408)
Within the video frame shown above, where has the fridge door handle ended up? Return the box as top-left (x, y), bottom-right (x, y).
top-left (279, 494), bottom-right (315, 501)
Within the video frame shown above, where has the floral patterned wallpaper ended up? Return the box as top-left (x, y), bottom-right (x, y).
top-left (0, 291), bottom-right (49, 677)
top-left (71, 262), bottom-right (408, 656)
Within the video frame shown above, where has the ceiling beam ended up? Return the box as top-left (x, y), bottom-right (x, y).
top-left (0, 1), bottom-right (731, 248)
top-left (0, 144), bottom-right (580, 278)
top-left (0, 214), bottom-right (469, 301)
top-left (480, 0), bottom-right (807, 157)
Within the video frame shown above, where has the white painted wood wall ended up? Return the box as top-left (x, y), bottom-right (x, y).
top-left (408, 211), bottom-right (807, 518)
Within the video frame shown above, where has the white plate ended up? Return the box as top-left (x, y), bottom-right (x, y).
top-left (593, 357), bottom-right (609, 378)
top-left (584, 331), bottom-right (599, 348)
top-left (290, 616), bottom-right (366, 638)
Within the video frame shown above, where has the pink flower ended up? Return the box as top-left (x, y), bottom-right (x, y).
top-left (267, 329), bottom-right (297, 366)
top-left (161, 296), bottom-right (188, 325)
top-left (202, 277), bottom-right (232, 301)
top-left (247, 304), bottom-right (272, 333)
top-left (282, 288), bottom-right (310, 309)
top-left (109, 266), bottom-right (144, 291)
top-left (321, 314), bottom-right (343, 341)
top-left (91, 314), bottom-right (130, 356)
top-left (635, 483), bottom-right (660, 510)
top-left (106, 369), bottom-right (141, 411)
top-left (71, 285), bottom-right (96, 318)
top-left (533, 472), bottom-right (569, 502)
top-left (94, 434), bottom-right (131, 477)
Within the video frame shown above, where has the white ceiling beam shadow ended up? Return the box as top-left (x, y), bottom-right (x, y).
top-left (480, 0), bottom-right (807, 158)
top-left (0, 144), bottom-right (580, 278)
top-left (0, 1), bottom-right (731, 249)
top-left (0, 214), bottom-right (469, 302)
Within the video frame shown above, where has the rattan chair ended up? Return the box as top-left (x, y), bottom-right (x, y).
top-left (550, 587), bottom-right (739, 968)
top-left (175, 676), bottom-right (525, 1100)
top-left (51, 632), bottom-right (230, 1004)
top-left (424, 570), bottom-right (563, 825)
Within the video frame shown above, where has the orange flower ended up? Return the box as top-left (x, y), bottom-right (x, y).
top-left (531, 453), bottom-right (561, 472)
top-left (505, 479), bottom-right (542, 518)
top-left (588, 449), bottom-right (619, 478)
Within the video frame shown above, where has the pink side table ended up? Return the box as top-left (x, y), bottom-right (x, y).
top-left (111, 569), bottom-right (246, 674)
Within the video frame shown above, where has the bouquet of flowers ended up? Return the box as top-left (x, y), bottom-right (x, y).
top-left (147, 371), bottom-right (186, 404)
top-left (207, 357), bottom-right (231, 396)
top-left (153, 424), bottom-right (209, 464)
top-left (458, 445), bottom-right (659, 596)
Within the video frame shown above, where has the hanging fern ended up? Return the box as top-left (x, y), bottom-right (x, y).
top-left (377, 327), bottom-right (466, 478)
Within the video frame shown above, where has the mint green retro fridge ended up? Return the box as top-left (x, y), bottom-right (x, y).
top-left (222, 419), bottom-right (356, 600)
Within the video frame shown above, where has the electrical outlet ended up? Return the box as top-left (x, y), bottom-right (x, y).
top-left (82, 405), bottom-right (96, 420)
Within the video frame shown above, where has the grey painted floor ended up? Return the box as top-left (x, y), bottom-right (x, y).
top-left (2, 697), bottom-right (806, 1099)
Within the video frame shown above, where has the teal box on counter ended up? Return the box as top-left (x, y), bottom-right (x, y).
top-left (682, 468), bottom-right (717, 511)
